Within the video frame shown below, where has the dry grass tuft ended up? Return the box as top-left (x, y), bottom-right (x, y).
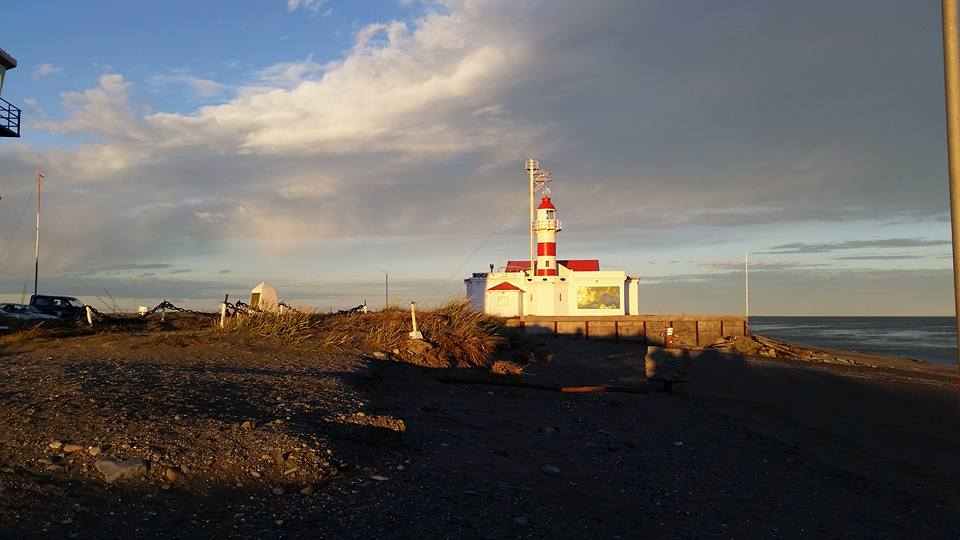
top-left (220, 298), bottom-right (507, 369)
top-left (0, 324), bottom-right (47, 351)
top-left (489, 360), bottom-right (526, 375)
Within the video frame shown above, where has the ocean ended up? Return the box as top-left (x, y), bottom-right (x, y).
top-left (748, 316), bottom-right (958, 367)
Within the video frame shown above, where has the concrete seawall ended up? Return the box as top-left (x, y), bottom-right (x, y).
top-left (508, 315), bottom-right (748, 347)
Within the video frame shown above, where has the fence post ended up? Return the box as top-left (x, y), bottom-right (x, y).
top-left (220, 294), bottom-right (229, 329)
top-left (85, 305), bottom-right (94, 328)
top-left (409, 301), bottom-right (423, 340)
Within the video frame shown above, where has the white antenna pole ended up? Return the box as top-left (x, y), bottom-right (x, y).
top-left (524, 158), bottom-right (539, 274)
top-left (529, 162), bottom-right (535, 273)
top-left (33, 157), bottom-right (43, 297)
top-left (745, 251), bottom-right (750, 326)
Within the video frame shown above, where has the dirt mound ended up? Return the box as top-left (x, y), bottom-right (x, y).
top-left (707, 333), bottom-right (924, 367)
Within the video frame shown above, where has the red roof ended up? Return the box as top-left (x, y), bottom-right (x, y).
top-left (488, 281), bottom-right (523, 291)
top-left (537, 196), bottom-right (555, 210)
top-left (505, 260), bottom-right (531, 272)
top-left (561, 259), bottom-right (600, 271)
top-left (504, 259), bottom-right (599, 272)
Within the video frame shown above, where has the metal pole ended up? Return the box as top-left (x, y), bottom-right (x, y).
top-left (529, 163), bottom-right (535, 274)
top-left (942, 0), bottom-right (960, 372)
top-left (33, 164), bottom-right (41, 297)
top-left (385, 272), bottom-right (389, 308)
top-left (745, 251), bottom-right (749, 326)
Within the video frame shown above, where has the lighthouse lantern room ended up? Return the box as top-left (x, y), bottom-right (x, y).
top-left (465, 159), bottom-right (641, 317)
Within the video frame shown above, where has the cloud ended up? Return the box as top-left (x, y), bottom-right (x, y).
top-left (149, 71), bottom-right (229, 99)
top-left (248, 56), bottom-right (328, 89)
top-left (833, 254), bottom-right (929, 260)
top-left (38, 74), bottom-right (142, 139)
top-left (287, 0), bottom-right (332, 17)
top-left (7, 0), bottom-right (953, 315)
top-left (33, 63), bottom-right (63, 77)
top-left (700, 260), bottom-right (829, 270)
top-left (760, 238), bottom-right (951, 254)
top-left (23, 97), bottom-right (37, 107)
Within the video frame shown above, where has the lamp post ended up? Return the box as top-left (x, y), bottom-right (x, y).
top-left (941, 0), bottom-right (960, 372)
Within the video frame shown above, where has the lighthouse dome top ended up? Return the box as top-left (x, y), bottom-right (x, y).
top-left (537, 195), bottom-right (555, 210)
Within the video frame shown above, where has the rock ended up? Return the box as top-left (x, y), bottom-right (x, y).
top-left (271, 485), bottom-right (287, 496)
top-left (283, 467), bottom-right (299, 476)
top-left (541, 464), bottom-right (561, 476)
top-left (95, 458), bottom-right (149, 483)
top-left (38, 456), bottom-right (60, 466)
top-left (406, 340), bottom-right (434, 357)
top-left (88, 446), bottom-right (103, 457)
top-left (300, 486), bottom-right (315, 496)
top-left (513, 516), bottom-right (529, 526)
top-left (62, 443), bottom-right (83, 453)
top-left (250, 471), bottom-right (262, 478)
top-left (165, 467), bottom-right (187, 483)
top-left (372, 352), bottom-right (388, 360)
top-left (241, 420), bottom-right (254, 430)
top-left (48, 441), bottom-right (63, 450)
top-left (44, 464), bottom-right (66, 473)
top-left (370, 475), bottom-right (389, 481)
top-left (391, 348), bottom-right (401, 355)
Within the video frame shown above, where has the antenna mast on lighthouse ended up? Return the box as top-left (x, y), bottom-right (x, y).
top-left (524, 158), bottom-right (550, 274)
top-left (33, 157), bottom-right (44, 296)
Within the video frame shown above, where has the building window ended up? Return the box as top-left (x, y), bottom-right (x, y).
top-left (497, 296), bottom-right (509, 307)
top-left (545, 260), bottom-right (550, 267)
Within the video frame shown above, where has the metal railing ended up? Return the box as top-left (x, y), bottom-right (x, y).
top-left (533, 218), bottom-right (561, 231)
top-left (0, 97), bottom-right (20, 137)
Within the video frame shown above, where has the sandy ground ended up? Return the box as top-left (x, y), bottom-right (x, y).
top-left (0, 329), bottom-right (958, 539)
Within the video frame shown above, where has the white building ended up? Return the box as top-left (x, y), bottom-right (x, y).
top-left (465, 166), bottom-right (640, 317)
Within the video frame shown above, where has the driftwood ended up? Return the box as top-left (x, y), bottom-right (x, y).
top-left (432, 373), bottom-right (650, 394)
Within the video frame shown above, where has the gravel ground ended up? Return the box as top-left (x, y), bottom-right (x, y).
top-left (0, 329), bottom-right (958, 539)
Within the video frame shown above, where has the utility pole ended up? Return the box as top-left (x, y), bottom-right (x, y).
top-left (33, 158), bottom-right (43, 297)
top-left (941, 0), bottom-right (960, 372)
top-left (384, 271), bottom-right (389, 308)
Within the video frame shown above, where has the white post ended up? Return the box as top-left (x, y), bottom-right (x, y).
top-left (745, 251), bottom-right (750, 327)
top-left (220, 302), bottom-right (227, 329)
top-left (85, 305), bottom-right (93, 327)
top-left (279, 303), bottom-right (285, 315)
top-left (409, 301), bottom-right (423, 340)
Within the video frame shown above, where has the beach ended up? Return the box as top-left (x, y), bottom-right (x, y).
top-left (0, 327), bottom-right (957, 538)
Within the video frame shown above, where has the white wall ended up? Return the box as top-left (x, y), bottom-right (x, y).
top-left (486, 289), bottom-right (522, 317)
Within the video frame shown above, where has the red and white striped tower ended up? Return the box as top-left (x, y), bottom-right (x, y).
top-left (534, 194), bottom-right (561, 276)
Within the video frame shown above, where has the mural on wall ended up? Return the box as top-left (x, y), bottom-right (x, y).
top-left (576, 286), bottom-right (620, 310)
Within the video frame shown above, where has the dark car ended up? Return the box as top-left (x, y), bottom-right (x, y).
top-left (29, 295), bottom-right (85, 319)
top-left (0, 303), bottom-right (59, 321)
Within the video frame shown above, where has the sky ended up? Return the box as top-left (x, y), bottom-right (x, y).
top-left (0, 0), bottom-right (955, 315)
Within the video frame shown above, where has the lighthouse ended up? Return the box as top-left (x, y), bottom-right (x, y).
top-left (534, 194), bottom-right (561, 276)
top-left (465, 158), bottom-right (641, 317)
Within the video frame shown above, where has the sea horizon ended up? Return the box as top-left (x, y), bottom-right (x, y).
top-left (748, 315), bottom-right (957, 366)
